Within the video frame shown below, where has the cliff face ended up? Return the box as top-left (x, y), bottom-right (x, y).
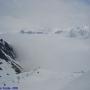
top-left (0, 39), bottom-right (16, 61)
top-left (0, 39), bottom-right (22, 74)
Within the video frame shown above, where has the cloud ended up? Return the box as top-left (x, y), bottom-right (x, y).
top-left (0, 0), bottom-right (90, 32)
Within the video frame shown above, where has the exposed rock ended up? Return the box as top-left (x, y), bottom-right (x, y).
top-left (0, 38), bottom-right (23, 74)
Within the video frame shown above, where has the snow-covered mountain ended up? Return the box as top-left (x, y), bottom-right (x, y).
top-left (20, 26), bottom-right (90, 39)
top-left (0, 28), bottom-right (90, 90)
top-left (0, 39), bottom-right (23, 86)
top-left (66, 26), bottom-right (90, 39)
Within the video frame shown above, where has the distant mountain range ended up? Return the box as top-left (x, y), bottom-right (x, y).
top-left (20, 26), bottom-right (90, 39)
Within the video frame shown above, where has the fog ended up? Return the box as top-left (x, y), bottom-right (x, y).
top-left (0, 0), bottom-right (90, 32)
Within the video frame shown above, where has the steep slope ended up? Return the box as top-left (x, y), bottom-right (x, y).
top-left (0, 38), bottom-right (23, 86)
top-left (0, 59), bottom-right (17, 86)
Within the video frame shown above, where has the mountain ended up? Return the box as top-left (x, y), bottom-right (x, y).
top-left (54, 26), bottom-right (90, 39)
top-left (0, 30), bottom-right (90, 89)
top-left (20, 26), bottom-right (90, 39)
top-left (0, 38), bottom-right (23, 86)
top-left (67, 26), bottom-right (90, 38)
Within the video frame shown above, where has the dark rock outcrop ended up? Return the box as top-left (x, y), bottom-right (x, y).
top-left (0, 39), bottom-right (22, 74)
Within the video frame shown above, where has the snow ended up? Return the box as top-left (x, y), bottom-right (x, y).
top-left (1, 33), bottom-right (90, 72)
top-left (62, 71), bottom-right (90, 90)
top-left (0, 59), bottom-right (18, 86)
top-left (0, 29), bottom-right (90, 90)
top-left (18, 68), bottom-right (83, 90)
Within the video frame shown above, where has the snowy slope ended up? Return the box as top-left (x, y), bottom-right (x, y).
top-left (0, 59), bottom-right (18, 86)
top-left (0, 39), bottom-right (23, 87)
top-left (62, 71), bottom-right (90, 90)
top-left (18, 68), bottom-right (84, 90)
top-left (0, 33), bottom-right (90, 72)
top-left (0, 30), bottom-right (90, 90)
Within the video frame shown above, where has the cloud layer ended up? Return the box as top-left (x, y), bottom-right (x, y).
top-left (0, 0), bottom-right (90, 32)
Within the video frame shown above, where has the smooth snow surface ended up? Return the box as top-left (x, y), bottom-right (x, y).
top-left (63, 71), bottom-right (90, 90)
top-left (0, 59), bottom-right (18, 86)
top-left (19, 68), bottom-right (83, 90)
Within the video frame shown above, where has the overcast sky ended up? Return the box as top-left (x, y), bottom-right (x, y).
top-left (0, 0), bottom-right (90, 32)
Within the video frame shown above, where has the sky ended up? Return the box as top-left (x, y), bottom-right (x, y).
top-left (0, 0), bottom-right (90, 32)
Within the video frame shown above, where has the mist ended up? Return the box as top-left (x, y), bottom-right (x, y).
top-left (0, 0), bottom-right (90, 32)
